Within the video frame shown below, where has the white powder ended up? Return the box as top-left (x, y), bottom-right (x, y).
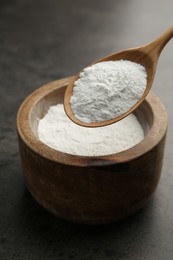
top-left (38, 103), bottom-right (144, 156)
top-left (70, 60), bottom-right (147, 123)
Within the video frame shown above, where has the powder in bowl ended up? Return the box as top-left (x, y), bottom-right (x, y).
top-left (38, 103), bottom-right (144, 156)
top-left (70, 60), bottom-right (147, 123)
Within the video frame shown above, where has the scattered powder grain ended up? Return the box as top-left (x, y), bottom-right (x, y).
top-left (70, 60), bottom-right (147, 123)
top-left (38, 103), bottom-right (144, 156)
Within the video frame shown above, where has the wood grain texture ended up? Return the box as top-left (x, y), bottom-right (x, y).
top-left (17, 77), bottom-right (168, 224)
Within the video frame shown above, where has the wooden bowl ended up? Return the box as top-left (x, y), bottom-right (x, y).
top-left (17, 76), bottom-right (167, 225)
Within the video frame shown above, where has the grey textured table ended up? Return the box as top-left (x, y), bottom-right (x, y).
top-left (0, 1), bottom-right (173, 259)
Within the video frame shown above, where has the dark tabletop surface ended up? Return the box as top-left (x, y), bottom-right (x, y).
top-left (1, 0), bottom-right (173, 259)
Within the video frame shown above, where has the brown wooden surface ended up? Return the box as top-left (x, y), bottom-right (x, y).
top-left (17, 77), bottom-right (167, 224)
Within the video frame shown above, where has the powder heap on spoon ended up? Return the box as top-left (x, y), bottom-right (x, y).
top-left (70, 60), bottom-right (147, 123)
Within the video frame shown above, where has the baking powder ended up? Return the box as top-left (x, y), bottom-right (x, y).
top-left (70, 60), bottom-right (147, 123)
top-left (38, 103), bottom-right (144, 156)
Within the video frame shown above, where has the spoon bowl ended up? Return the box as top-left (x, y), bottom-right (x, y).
top-left (64, 25), bottom-right (173, 127)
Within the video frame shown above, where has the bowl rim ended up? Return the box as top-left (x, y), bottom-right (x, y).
top-left (17, 76), bottom-right (168, 167)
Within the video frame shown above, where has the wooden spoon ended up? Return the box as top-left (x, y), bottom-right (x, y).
top-left (64, 25), bottom-right (173, 127)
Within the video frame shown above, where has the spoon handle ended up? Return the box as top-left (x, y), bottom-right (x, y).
top-left (146, 25), bottom-right (173, 55)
